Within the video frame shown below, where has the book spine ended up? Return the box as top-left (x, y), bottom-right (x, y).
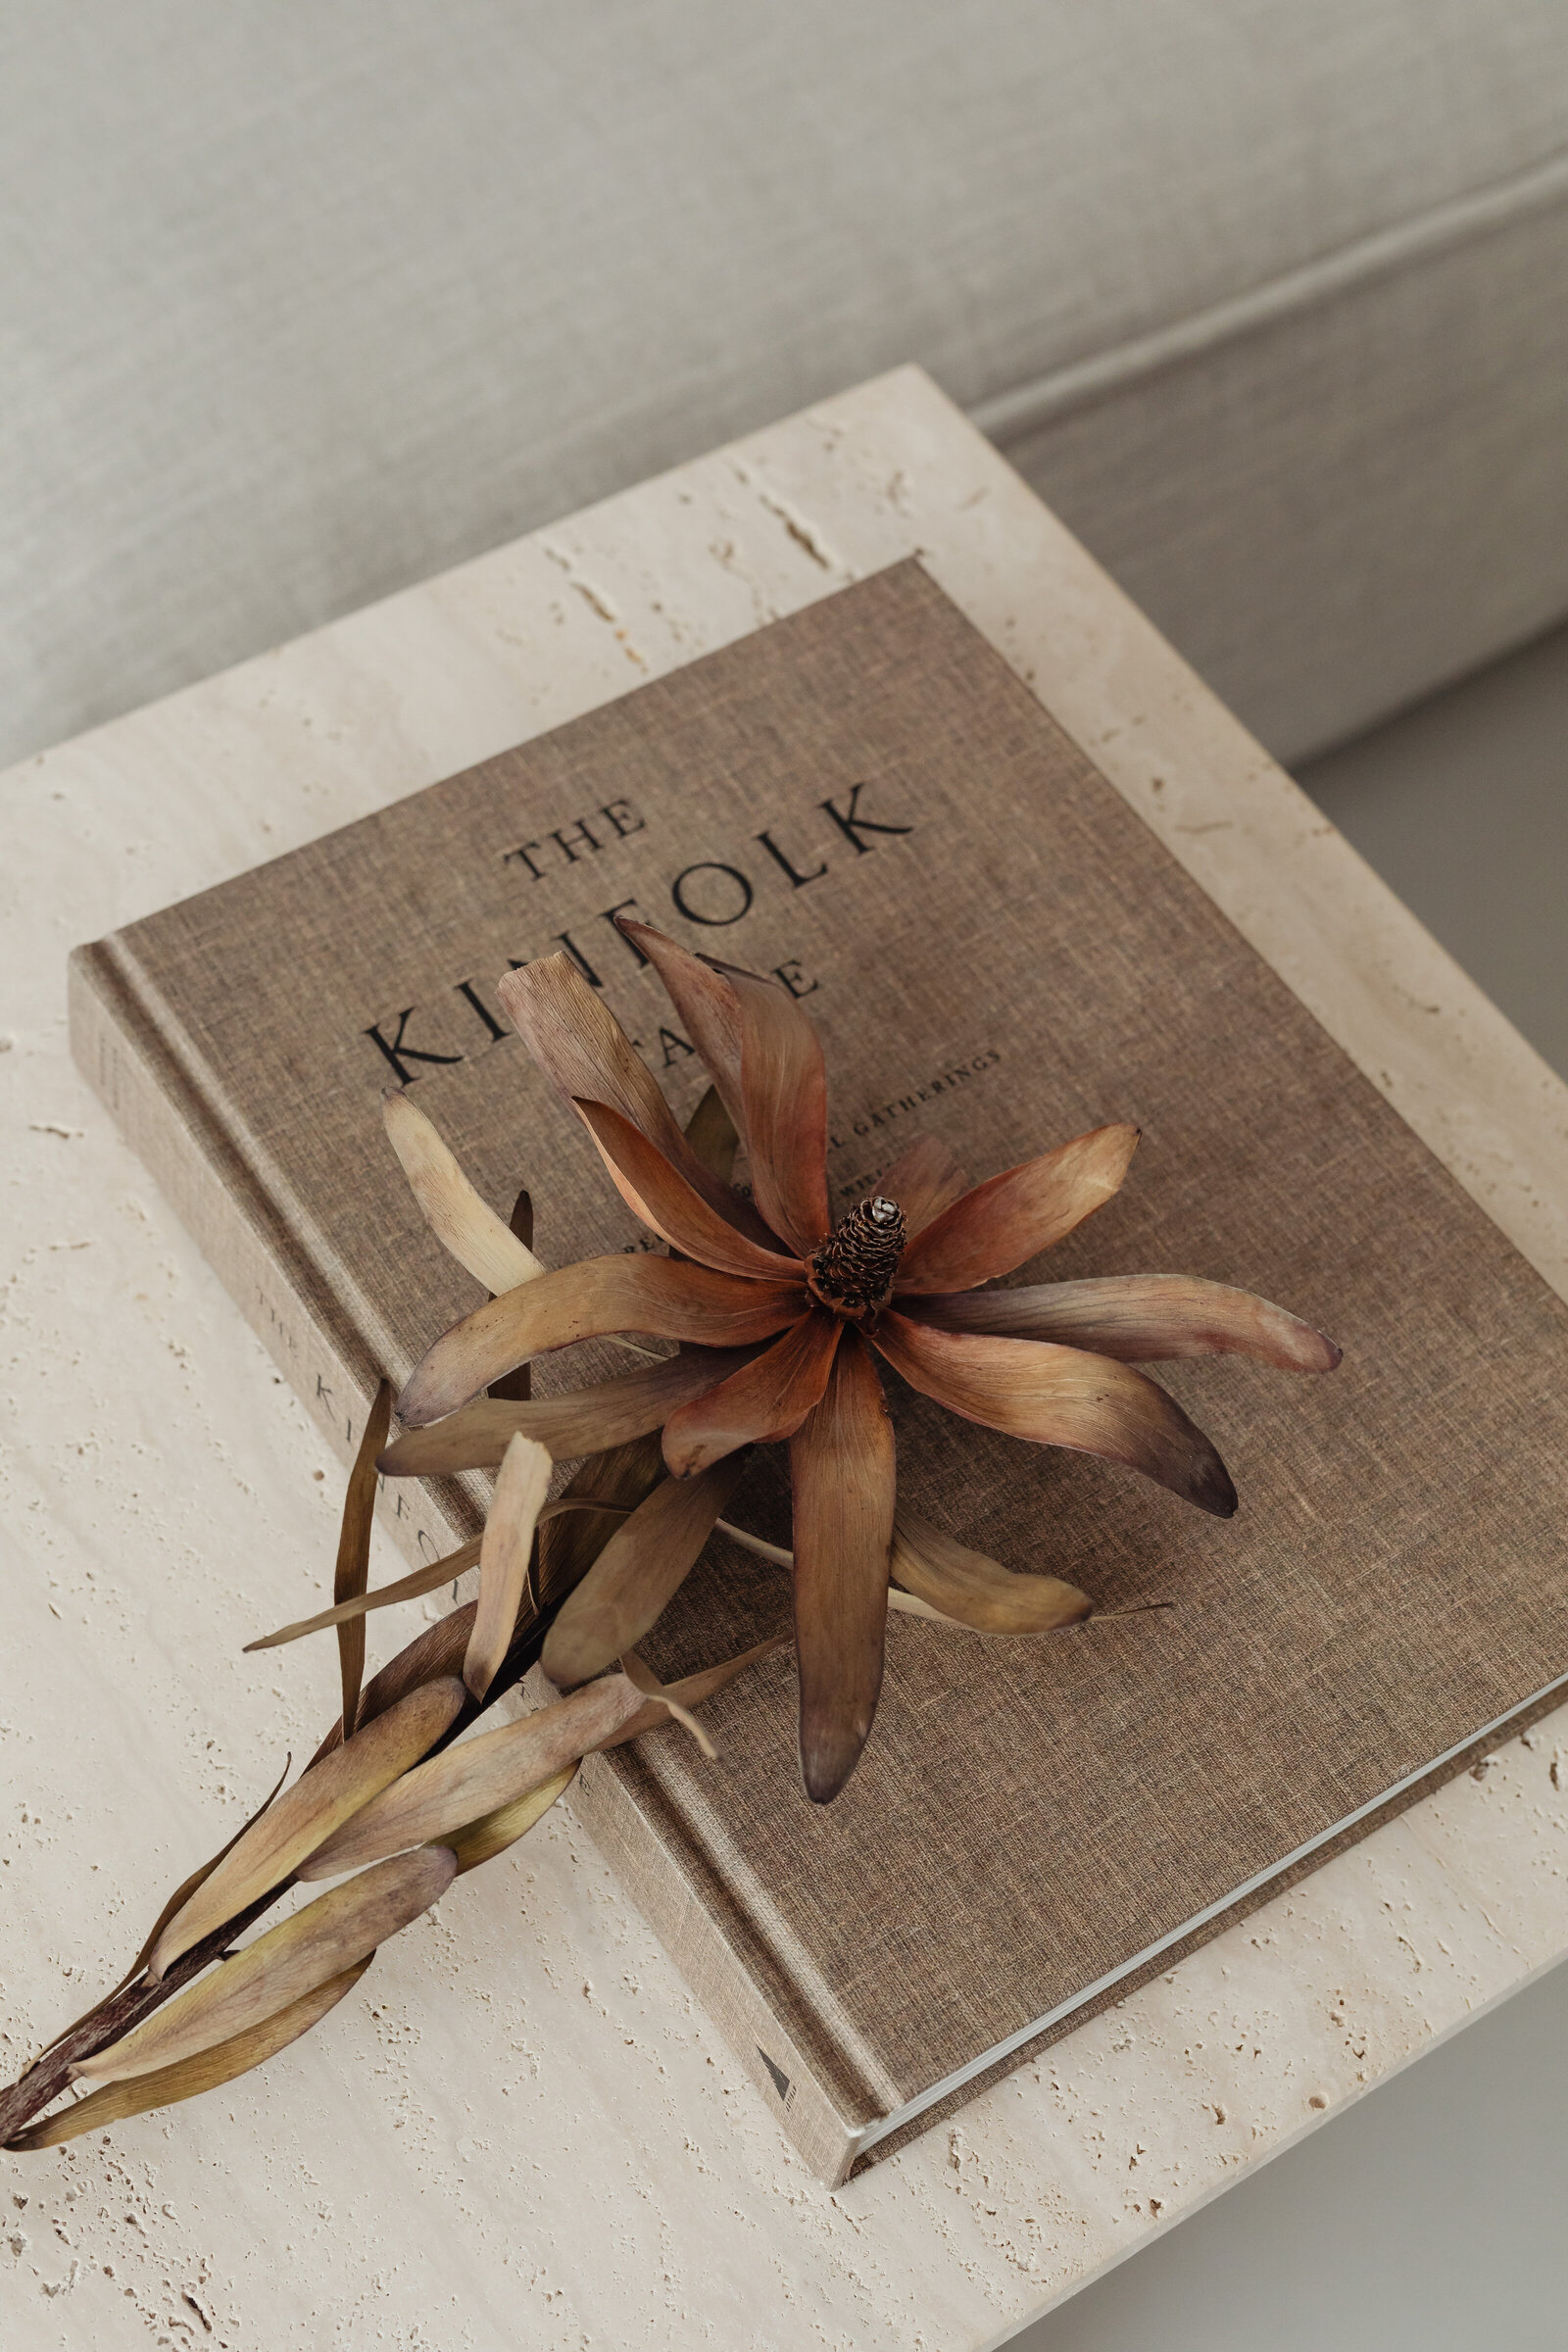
top-left (567, 1747), bottom-right (866, 2184)
top-left (68, 939), bottom-right (474, 1573)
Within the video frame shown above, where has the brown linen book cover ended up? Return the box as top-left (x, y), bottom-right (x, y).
top-left (70, 561), bottom-right (1568, 2184)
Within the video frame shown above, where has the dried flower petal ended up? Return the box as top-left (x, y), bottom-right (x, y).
top-left (445, 1764), bottom-right (578, 1875)
top-left (615, 919), bottom-right (747, 1130)
top-left (906, 1274), bottom-right (1342, 1371)
top-left (891, 1508), bottom-right (1091, 1633)
top-left (398, 1257), bottom-right (806, 1425)
top-left (148, 1679), bottom-right (466, 1979)
top-left (465, 1435), bottom-right (554, 1700)
top-left (334, 1379), bottom-right (394, 1739)
top-left (296, 1676), bottom-right (646, 1879)
top-left (661, 1309), bottom-right (842, 1475)
top-left (78, 1848), bottom-right (456, 2084)
top-left (541, 1456), bottom-right (748, 1687)
top-left (895, 1124), bottom-right (1140, 1293)
top-left (383, 1090), bottom-right (544, 1294)
top-left (873, 1312), bottom-right (1238, 1516)
top-left (379, 1349), bottom-right (760, 1475)
top-left (789, 1331), bottom-right (895, 1802)
top-left (498, 952), bottom-right (770, 1238)
top-left (721, 961), bottom-right (832, 1254)
top-left (8, 1961), bottom-right (373, 2150)
top-left (877, 1133), bottom-right (972, 1234)
top-left (573, 1098), bottom-right (803, 1279)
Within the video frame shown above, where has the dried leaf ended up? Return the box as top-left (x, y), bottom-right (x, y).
top-left (535, 1430), bottom-right (667, 1611)
top-left (895, 1124), bottom-right (1140, 1293)
top-left (148, 1679), bottom-right (466, 1979)
top-left (8, 1960), bottom-right (373, 2150)
top-left (877, 1133), bottom-right (972, 1234)
top-left (661, 1309), bottom-right (841, 1475)
top-left (398, 1256), bottom-right (805, 1425)
top-left (873, 1312), bottom-right (1237, 1516)
top-left (247, 1500), bottom-right (636, 1653)
top-left (718, 961), bottom-right (832, 1255)
top-left (79, 1848), bottom-right (456, 2085)
top-left (541, 1455), bottom-right (748, 1687)
top-left (246, 1540), bottom-right (482, 1650)
top-left (789, 1331), bottom-right (895, 1802)
top-left (445, 1763), bottom-right (578, 1874)
top-left (379, 1350), bottom-right (759, 1476)
top-left (714, 1519), bottom-right (957, 1625)
top-left (617, 1649), bottom-right (716, 1757)
top-left (617, 919), bottom-right (748, 1130)
top-left (906, 1274), bottom-right (1342, 1371)
top-left (383, 1090), bottom-right (544, 1294)
top-left (334, 1378), bottom-right (394, 1739)
top-left (594, 1634), bottom-right (791, 1745)
top-left (891, 1507), bottom-right (1091, 1633)
top-left (33, 1756), bottom-right (295, 2057)
top-left (498, 952), bottom-right (771, 1238)
top-left (573, 1098), bottom-right (803, 1280)
top-left (465, 1434), bottom-right (553, 1700)
top-left (297, 1676), bottom-right (646, 1879)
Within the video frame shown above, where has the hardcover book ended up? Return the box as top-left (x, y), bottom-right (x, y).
top-left (70, 561), bottom-right (1568, 2183)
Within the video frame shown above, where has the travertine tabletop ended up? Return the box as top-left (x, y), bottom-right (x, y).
top-left (5, 368), bottom-right (1567, 2349)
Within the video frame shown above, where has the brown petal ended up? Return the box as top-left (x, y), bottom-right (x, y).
top-left (873, 1312), bottom-right (1237, 1516)
top-left (540, 1455), bottom-right (749, 1687)
top-left (662, 1310), bottom-right (842, 1475)
top-left (789, 1330), bottom-right (895, 1802)
top-left (398, 1256), bottom-right (806, 1425)
top-left (334, 1379), bottom-right (394, 1739)
top-left (148, 1679), bottom-right (466, 1979)
top-left (8, 1960), bottom-right (373, 2149)
top-left (382, 1091), bottom-right (544, 1295)
top-left (498, 952), bottom-right (769, 1237)
top-left (877, 1133), bottom-right (972, 1235)
top-left (446, 1763), bottom-right (578, 1875)
top-left (615, 918), bottom-right (747, 1129)
top-left (891, 1507), bottom-right (1090, 1634)
top-left (78, 1848), bottom-right (456, 2084)
top-left (906, 1275), bottom-right (1343, 1371)
top-left (573, 1099), bottom-right (803, 1280)
top-left (296, 1676), bottom-right (646, 1879)
top-left (380, 1348), bottom-right (761, 1474)
top-left (465, 1435), bottom-right (554, 1700)
top-left (895, 1124), bottom-right (1141, 1293)
top-left (593, 1635), bottom-right (792, 1747)
top-left (721, 962), bottom-right (831, 1254)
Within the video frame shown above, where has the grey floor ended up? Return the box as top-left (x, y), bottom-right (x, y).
top-left (1013, 621), bottom-right (1568, 2352)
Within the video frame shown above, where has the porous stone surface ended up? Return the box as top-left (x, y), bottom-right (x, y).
top-left (4, 367), bottom-right (1566, 2348)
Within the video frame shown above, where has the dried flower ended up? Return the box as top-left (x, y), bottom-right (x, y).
top-left (385, 921), bottom-right (1340, 1801)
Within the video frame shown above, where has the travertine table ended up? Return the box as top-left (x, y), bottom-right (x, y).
top-left (6, 368), bottom-right (1568, 2349)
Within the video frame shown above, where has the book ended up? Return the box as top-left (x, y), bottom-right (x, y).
top-left (70, 559), bottom-right (1568, 2185)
